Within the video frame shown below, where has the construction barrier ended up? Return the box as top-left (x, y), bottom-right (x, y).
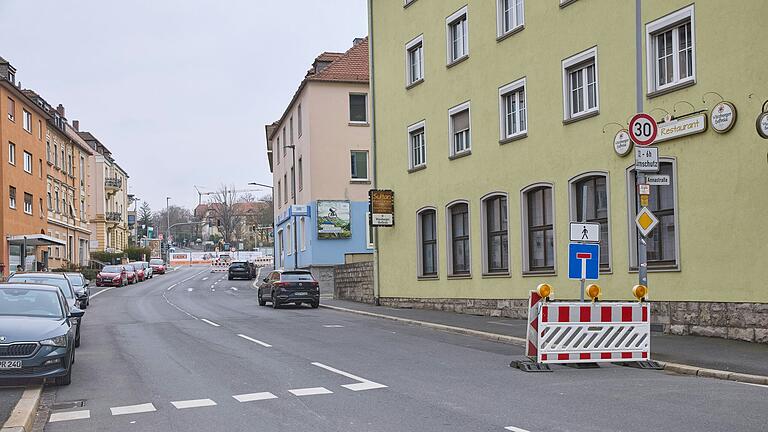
top-left (210, 261), bottom-right (229, 273)
top-left (253, 256), bottom-right (273, 268)
top-left (526, 290), bottom-right (650, 365)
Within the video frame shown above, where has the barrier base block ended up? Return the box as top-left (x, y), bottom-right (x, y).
top-left (564, 362), bottom-right (601, 369)
top-left (509, 358), bottom-right (552, 373)
top-left (618, 360), bottom-right (663, 370)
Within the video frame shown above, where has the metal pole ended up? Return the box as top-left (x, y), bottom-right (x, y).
top-left (637, 172), bottom-right (649, 288)
top-left (291, 147), bottom-right (298, 270)
top-left (635, 0), bottom-right (648, 290)
top-left (369, 0), bottom-right (381, 306)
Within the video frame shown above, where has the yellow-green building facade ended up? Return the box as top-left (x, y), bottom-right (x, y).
top-left (369, 0), bottom-right (768, 342)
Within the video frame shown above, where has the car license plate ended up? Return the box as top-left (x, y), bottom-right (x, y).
top-left (295, 292), bottom-right (307, 296)
top-left (0, 360), bottom-right (22, 369)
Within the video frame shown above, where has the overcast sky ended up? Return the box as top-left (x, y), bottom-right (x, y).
top-left (0, 0), bottom-right (367, 211)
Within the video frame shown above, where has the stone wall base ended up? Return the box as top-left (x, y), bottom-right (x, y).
top-left (334, 262), bottom-right (375, 304)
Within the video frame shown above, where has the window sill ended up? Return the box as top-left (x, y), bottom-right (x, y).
top-left (348, 122), bottom-right (370, 127)
top-left (46, 161), bottom-right (53, 166)
top-left (446, 55), bottom-right (469, 69)
top-left (559, 0), bottom-right (579, 8)
top-left (628, 265), bottom-right (680, 273)
top-left (522, 270), bottom-right (556, 277)
top-left (646, 79), bottom-right (696, 99)
top-left (417, 275), bottom-right (439, 281)
top-left (497, 25), bottom-right (524, 42)
top-left (350, 179), bottom-right (371, 184)
top-left (563, 109), bottom-right (600, 125)
top-left (482, 272), bottom-right (511, 279)
top-left (447, 274), bottom-right (472, 280)
top-left (499, 132), bottom-right (528, 145)
top-left (448, 150), bottom-right (471, 160)
top-left (408, 165), bottom-right (426, 174)
top-left (406, 78), bottom-right (424, 90)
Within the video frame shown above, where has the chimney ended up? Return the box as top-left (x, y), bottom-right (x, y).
top-left (353, 37), bottom-right (365, 45)
top-left (56, 104), bottom-right (65, 117)
top-left (72, 120), bottom-right (80, 131)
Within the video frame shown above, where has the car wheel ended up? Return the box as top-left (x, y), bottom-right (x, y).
top-left (271, 293), bottom-right (280, 309)
top-left (54, 352), bottom-right (73, 386)
top-left (311, 301), bottom-right (319, 309)
top-left (258, 293), bottom-right (267, 306)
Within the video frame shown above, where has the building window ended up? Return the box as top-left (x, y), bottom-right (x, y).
top-left (286, 224), bottom-right (292, 255)
top-left (277, 180), bottom-right (281, 205)
top-left (499, 78), bottom-right (527, 141)
top-left (298, 157), bottom-right (303, 191)
top-left (446, 6), bottom-right (469, 64)
top-left (349, 94), bottom-right (368, 123)
top-left (646, 5), bottom-right (695, 94)
top-left (7, 97), bottom-right (14, 121)
top-left (55, 189), bottom-right (60, 212)
top-left (290, 165), bottom-right (295, 198)
top-left (482, 194), bottom-right (509, 274)
top-left (23, 110), bottom-right (32, 133)
top-left (289, 116), bottom-right (294, 144)
top-left (417, 208), bottom-right (438, 277)
top-left (447, 202), bottom-right (471, 276)
top-left (46, 141), bottom-right (51, 163)
top-left (8, 142), bottom-right (15, 165)
top-left (23, 151), bottom-right (32, 174)
top-left (80, 156), bottom-right (85, 186)
top-left (282, 128), bottom-right (287, 156)
top-left (365, 212), bottom-right (374, 249)
top-left (497, 0), bottom-right (524, 38)
top-left (562, 47), bottom-right (599, 121)
top-left (81, 197), bottom-right (86, 219)
top-left (24, 193), bottom-right (32, 215)
top-left (9, 186), bottom-right (16, 209)
top-left (300, 217), bottom-right (306, 251)
top-left (275, 136), bottom-right (280, 165)
top-left (449, 102), bottom-right (471, 156)
top-left (408, 120), bottom-right (426, 169)
top-left (571, 174), bottom-right (610, 270)
top-left (283, 174), bottom-right (288, 204)
top-left (350, 151), bottom-right (369, 180)
top-left (523, 184), bottom-right (555, 272)
top-left (297, 104), bottom-right (303, 137)
top-left (628, 161), bottom-right (678, 269)
top-left (406, 34), bottom-right (424, 86)
top-left (47, 183), bottom-right (52, 209)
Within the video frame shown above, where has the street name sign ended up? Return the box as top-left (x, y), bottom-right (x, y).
top-left (568, 243), bottom-right (600, 281)
top-left (629, 113), bottom-right (658, 147)
top-left (645, 174), bottom-right (670, 186)
top-left (635, 147), bottom-right (659, 172)
top-left (290, 205), bottom-right (309, 217)
top-left (635, 207), bottom-right (659, 237)
top-left (569, 222), bottom-right (600, 243)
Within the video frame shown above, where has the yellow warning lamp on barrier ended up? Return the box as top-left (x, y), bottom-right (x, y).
top-left (586, 284), bottom-right (601, 302)
top-left (633, 284), bottom-right (648, 302)
top-left (537, 283), bottom-right (553, 301)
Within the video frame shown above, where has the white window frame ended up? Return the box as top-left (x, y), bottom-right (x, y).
top-left (562, 46), bottom-right (599, 121)
top-left (23, 193), bottom-right (33, 215)
top-left (298, 157), bottom-right (303, 191)
top-left (405, 34), bottom-right (425, 87)
top-left (300, 217), bottom-right (307, 251)
top-left (7, 97), bottom-right (14, 121)
top-left (286, 223), bottom-right (292, 256)
top-left (445, 200), bottom-right (472, 277)
top-left (480, 192), bottom-right (511, 275)
top-left (498, 77), bottom-right (528, 141)
top-left (645, 5), bottom-right (696, 95)
top-left (569, 171), bottom-right (612, 273)
top-left (365, 212), bottom-right (374, 250)
top-left (416, 206), bottom-right (439, 279)
top-left (350, 150), bottom-right (369, 181)
top-left (297, 104), bottom-right (303, 137)
top-left (407, 120), bottom-right (427, 170)
top-left (9, 186), bottom-right (16, 209)
top-left (496, 0), bottom-right (524, 38)
top-left (626, 157), bottom-right (680, 271)
top-left (448, 101), bottom-right (471, 157)
top-left (349, 93), bottom-right (368, 124)
top-left (8, 142), bottom-right (15, 165)
top-left (22, 110), bottom-right (32, 133)
top-left (445, 6), bottom-right (469, 65)
top-left (23, 151), bottom-right (32, 174)
top-left (520, 182), bottom-right (557, 274)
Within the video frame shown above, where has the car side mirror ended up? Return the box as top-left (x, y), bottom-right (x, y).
top-left (263, 277), bottom-right (269, 283)
top-left (69, 307), bottom-right (85, 318)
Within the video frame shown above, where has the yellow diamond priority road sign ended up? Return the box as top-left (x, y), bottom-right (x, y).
top-left (635, 207), bottom-right (659, 237)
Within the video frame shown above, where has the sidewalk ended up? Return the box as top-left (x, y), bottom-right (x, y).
top-left (322, 299), bottom-right (768, 379)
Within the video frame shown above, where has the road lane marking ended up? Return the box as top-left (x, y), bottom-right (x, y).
top-left (323, 325), bottom-right (344, 328)
top-left (288, 387), bottom-right (333, 396)
top-left (740, 382), bottom-right (768, 389)
top-left (488, 321), bottom-right (519, 327)
top-left (162, 293), bottom-right (198, 320)
top-left (49, 410), bottom-right (90, 422)
top-left (237, 334), bottom-right (271, 347)
top-left (187, 288), bottom-right (194, 292)
top-left (202, 277), bottom-right (209, 281)
top-left (90, 287), bottom-right (117, 299)
top-left (201, 319), bottom-right (220, 327)
top-left (230, 287), bottom-right (238, 291)
top-left (504, 427), bottom-right (532, 432)
top-left (311, 362), bottom-right (388, 391)
top-left (110, 403), bottom-right (157, 416)
top-left (171, 399), bottom-right (217, 409)
top-left (232, 392), bottom-right (278, 402)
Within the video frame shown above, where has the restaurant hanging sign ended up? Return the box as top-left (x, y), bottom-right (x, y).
top-left (369, 189), bottom-right (395, 227)
top-left (654, 112), bottom-right (707, 144)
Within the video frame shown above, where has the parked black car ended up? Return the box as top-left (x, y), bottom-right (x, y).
top-left (0, 283), bottom-right (83, 386)
top-left (228, 261), bottom-right (253, 280)
top-left (64, 273), bottom-right (90, 309)
top-left (258, 270), bottom-right (319, 309)
top-left (8, 273), bottom-right (84, 347)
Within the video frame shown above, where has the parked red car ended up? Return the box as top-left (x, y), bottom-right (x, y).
top-left (124, 265), bottom-right (138, 284)
top-left (149, 258), bottom-right (166, 275)
top-left (96, 265), bottom-right (128, 287)
top-left (129, 264), bottom-right (146, 282)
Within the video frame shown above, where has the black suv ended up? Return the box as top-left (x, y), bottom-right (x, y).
top-left (228, 261), bottom-right (253, 280)
top-left (258, 270), bottom-right (319, 309)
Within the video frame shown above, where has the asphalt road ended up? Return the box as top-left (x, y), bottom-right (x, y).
top-left (0, 387), bottom-right (22, 424)
top-left (37, 265), bottom-right (768, 432)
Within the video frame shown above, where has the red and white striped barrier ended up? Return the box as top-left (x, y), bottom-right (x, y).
top-left (526, 290), bottom-right (650, 364)
top-left (210, 261), bottom-right (228, 273)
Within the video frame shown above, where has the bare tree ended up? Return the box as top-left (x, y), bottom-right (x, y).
top-left (208, 184), bottom-right (243, 243)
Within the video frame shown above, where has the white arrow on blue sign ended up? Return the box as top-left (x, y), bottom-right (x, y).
top-left (568, 243), bottom-right (600, 281)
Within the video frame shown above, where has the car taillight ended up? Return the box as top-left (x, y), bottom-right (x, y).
top-left (274, 282), bottom-right (289, 288)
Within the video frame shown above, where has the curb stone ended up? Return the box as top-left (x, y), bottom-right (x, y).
top-left (2, 385), bottom-right (42, 432)
top-left (322, 303), bottom-right (768, 386)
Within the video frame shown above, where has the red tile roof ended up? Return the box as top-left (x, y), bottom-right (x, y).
top-left (307, 38), bottom-right (368, 83)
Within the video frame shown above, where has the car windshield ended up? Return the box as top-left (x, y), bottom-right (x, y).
top-left (231, 262), bottom-right (247, 268)
top-left (7, 275), bottom-right (74, 300)
top-left (150, 259), bottom-right (164, 265)
top-left (0, 288), bottom-right (63, 319)
top-left (67, 274), bottom-right (85, 285)
top-left (102, 266), bottom-right (122, 273)
top-left (281, 273), bottom-right (314, 281)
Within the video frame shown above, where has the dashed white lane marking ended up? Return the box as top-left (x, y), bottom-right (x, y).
top-left (323, 325), bottom-right (344, 328)
top-left (171, 399), bottom-right (217, 409)
top-left (202, 277), bottom-right (209, 281)
top-left (201, 319), bottom-right (220, 327)
top-left (740, 382), bottom-right (768, 389)
top-left (232, 392), bottom-right (278, 402)
top-left (90, 287), bottom-right (116, 299)
top-left (110, 403), bottom-right (157, 416)
top-left (504, 427), bottom-right (532, 432)
top-left (237, 334), bottom-right (272, 347)
top-left (230, 287), bottom-right (238, 291)
top-left (488, 321), bottom-right (518, 327)
top-left (49, 410), bottom-right (91, 422)
top-left (187, 288), bottom-right (194, 292)
top-left (210, 285), bottom-right (215, 289)
top-left (288, 387), bottom-right (333, 396)
top-left (311, 362), bottom-right (388, 391)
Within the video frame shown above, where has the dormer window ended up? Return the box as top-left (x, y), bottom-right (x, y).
top-left (8, 71), bottom-right (14, 84)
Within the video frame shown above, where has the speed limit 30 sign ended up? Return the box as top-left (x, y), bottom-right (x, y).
top-left (629, 113), bottom-right (658, 147)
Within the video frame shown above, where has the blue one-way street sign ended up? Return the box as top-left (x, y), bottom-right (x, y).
top-left (568, 243), bottom-right (600, 280)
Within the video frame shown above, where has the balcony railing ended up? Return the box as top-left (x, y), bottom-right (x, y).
top-left (106, 212), bottom-right (122, 223)
top-left (105, 177), bottom-right (123, 191)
